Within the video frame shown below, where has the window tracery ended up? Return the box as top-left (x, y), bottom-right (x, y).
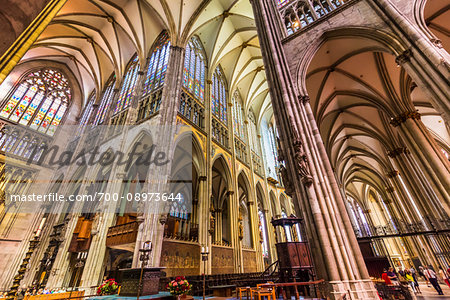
top-left (279, 0), bottom-right (346, 35)
top-left (211, 67), bottom-right (227, 123)
top-left (142, 32), bottom-right (171, 97)
top-left (114, 56), bottom-right (140, 115)
top-left (178, 36), bottom-right (206, 129)
top-left (93, 75), bottom-right (115, 125)
top-left (232, 90), bottom-right (245, 141)
top-left (183, 36), bottom-right (206, 102)
top-left (0, 68), bottom-right (71, 136)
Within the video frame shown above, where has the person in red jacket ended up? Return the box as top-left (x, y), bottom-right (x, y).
top-left (382, 268), bottom-right (392, 285)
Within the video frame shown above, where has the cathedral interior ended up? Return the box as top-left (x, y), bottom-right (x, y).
top-left (0, 0), bottom-right (448, 299)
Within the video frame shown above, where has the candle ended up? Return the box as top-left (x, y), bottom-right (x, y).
top-left (35, 217), bottom-right (47, 237)
top-left (201, 247), bottom-right (205, 253)
top-left (206, 247), bottom-right (209, 253)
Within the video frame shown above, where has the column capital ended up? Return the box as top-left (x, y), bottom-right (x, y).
top-left (395, 49), bottom-right (412, 65)
top-left (386, 186), bottom-right (395, 193)
top-left (430, 38), bottom-right (443, 49)
top-left (387, 147), bottom-right (409, 158)
top-left (362, 209), bottom-right (371, 214)
top-left (298, 95), bottom-right (310, 104)
top-left (387, 170), bottom-right (400, 178)
top-left (137, 70), bottom-right (145, 76)
top-left (206, 79), bottom-right (213, 85)
top-left (170, 45), bottom-right (184, 51)
top-left (226, 190), bottom-right (234, 196)
top-left (390, 111), bottom-right (421, 127)
top-left (199, 176), bottom-right (207, 181)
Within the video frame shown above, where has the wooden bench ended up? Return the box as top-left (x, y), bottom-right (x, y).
top-left (258, 280), bottom-right (324, 300)
top-left (210, 284), bottom-right (236, 297)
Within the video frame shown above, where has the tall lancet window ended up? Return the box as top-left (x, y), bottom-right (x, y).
top-left (93, 75), bottom-right (115, 125)
top-left (232, 90), bottom-right (245, 141)
top-left (211, 67), bottom-right (227, 123)
top-left (249, 110), bottom-right (260, 153)
top-left (0, 68), bottom-right (71, 136)
top-left (268, 123), bottom-right (279, 167)
top-left (114, 55), bottom-right (140, 114)
top-left (258, 210), bottom-right (269, 258)
top-left (142, 32), bottom-right (171, 97)
top-left (76, 91), bottom-right (95, 135)
top-left (183, 36), bottom-right (206, 102)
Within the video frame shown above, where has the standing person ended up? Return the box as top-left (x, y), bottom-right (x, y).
top-left (405, 270), bottom-right (421, 294)
top-left (424, 266), bottom-right (444, 295)
top-left (382, 268), bottom-right (392, 285)
top-left (387, 267), bottom-right (399, 285)
top-left (439, 266), bottom-right (450, 288)
top-left (419, 266), bottom-right (431, 287)
top-left (410, 267), bottom-right (419, 288)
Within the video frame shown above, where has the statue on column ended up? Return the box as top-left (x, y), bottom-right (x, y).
top-left (238, 213), bottom-right (244, 240)
top-left (293, 139), bottom-right (313, 186)
top-left (209, 201), bottom-right (215, 235)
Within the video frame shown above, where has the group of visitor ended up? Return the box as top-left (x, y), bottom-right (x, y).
top-left (382, 265), bottom-right (450, 295)
top-left (5, 287), bottom-right (69, 299)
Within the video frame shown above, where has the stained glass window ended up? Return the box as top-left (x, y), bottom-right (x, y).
top-left (0, 68), bottom-right (71, 136)
top-left (258, 210), bottom-right (269, 258)
top-left (249, 110), bottom-right (260, 154)
top-left (232, 90), bottom-right (245, 141)
top-left (211, 67), bottom-right (227, 123)
top-left (142, 32), bottom-right (171, 97)
top-left (114, 56), bottom-right (140, 114)
top-left (182, 36), bottom-right (206, 102)
top-left (80, 92), bottom-right (95, 126)
top-left (268, 123), bottom-right (278, 167)
top-left (93, 75), bottom-right (115, 125)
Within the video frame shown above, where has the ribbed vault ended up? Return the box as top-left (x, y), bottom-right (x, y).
top-left (20, 0), bottom-right (271, 124)
top-left (305, 36), bottom-right (449, 207)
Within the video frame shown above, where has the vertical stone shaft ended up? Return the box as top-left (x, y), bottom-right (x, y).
top-left (249, 0), bottom-right (377, 297)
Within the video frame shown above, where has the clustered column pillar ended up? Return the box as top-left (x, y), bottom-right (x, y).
top-left (389, 110), bottom-right (450, 215)
top-left (249, 0), bottom-right (378, 298)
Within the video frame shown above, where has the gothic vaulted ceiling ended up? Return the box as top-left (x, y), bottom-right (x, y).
top-left (21, 0), bottom-right (271, 123)
top-left (306, 36), bottom-right (449, 206)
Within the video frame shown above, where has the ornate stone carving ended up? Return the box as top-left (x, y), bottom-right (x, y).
top-left (395, 49), bottom-right (412, 65)
top-left (387, 170), bottom-right (400, 178)
top-left (238, 213), bottom-right (244, 240)
top-left (293, 139), bottom-right (313, 186)
top-left (390, 111), bottom-right (421, 127)
top-left (387, 147), bottom-right (409, 158)
top-left (386, 186), bottom-right (395, 193)
top-left (298, 95), bottom-right (310, 104)
top-left (430, 38), bottom-right (443, 48)
top-left (279, 164), bottom-right (294, 196)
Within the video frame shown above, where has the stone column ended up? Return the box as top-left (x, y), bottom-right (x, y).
top-left (368, 0), bottom-right (450, 123)
top-left (390, 111), bottom-right (450, 213)
top-left (250, 0), bottom-right (378, 298)
top-left (0, 0), bottom-right (68, 83)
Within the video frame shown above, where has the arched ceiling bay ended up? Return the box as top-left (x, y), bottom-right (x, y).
top-left (18, 0), bottom-right (272, 123)
top-left (306, 37), bottom-right (450, 204)
top-left (424, 1), bottom-right (450, 52)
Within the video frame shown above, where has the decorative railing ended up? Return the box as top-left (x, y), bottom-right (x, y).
top-left (106, 221), bottom-right (139, 247)
top-left (355, 217), bottom-right (450, 239)
top-left (279, 0), bottom-right (348, 35)
top-left (212, 118), bottom-right (229, 149)
top-left (138, 89), bottom-right (163, 122)
top-left (212, 240), bottom-right (232, 247)
top-left (178, 90), bottom-right (205, 130)
top-left (110, 109), bottom-right (128, 126)
top-left (0, 119), bottom-right (52, 163)
top-left (235, 138), bottom-right (248, 163)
